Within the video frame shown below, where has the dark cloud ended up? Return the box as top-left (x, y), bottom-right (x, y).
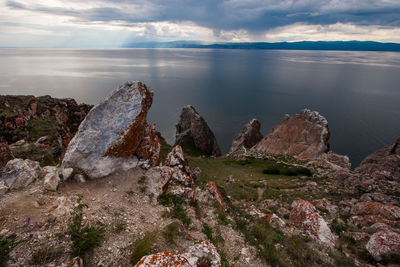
top-left (6, 0), bottom-right (400, 33)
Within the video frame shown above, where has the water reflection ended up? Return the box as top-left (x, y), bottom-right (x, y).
top-left (0, 48), bottom-right (399, 167)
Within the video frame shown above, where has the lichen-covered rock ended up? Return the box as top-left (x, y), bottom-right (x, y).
top-left (1, 158), bottom-right (41, 189)
top-left (135, 241), bottom-right (221, 267)
top-left (229, 118), bottom-right (263, 154)
top-left (366, 231), bottom-right (400, 261)
top-left (252, 109), bottom-right (330, 160)
top-left (356, 137), bottom-right (400, 181)
top-left (175, 105), bottom-right (221, 156)
top-left (351, 202), bottom-right (400, 221)
top-left (62, 81), bottom-right (161, 179)
top-left (207, 181), bottom-right (225, 210)
top-left (0, 142), bottom-right (14, 171)
top-left (289, 199), bottom-right (335, 247)
top-left (42, 166), bottom-right (60, 191)
top-left (0, 95), bottom-right (92, 165)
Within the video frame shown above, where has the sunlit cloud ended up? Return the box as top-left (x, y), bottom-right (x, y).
top-left (0, 0), bottom-right (399, 47)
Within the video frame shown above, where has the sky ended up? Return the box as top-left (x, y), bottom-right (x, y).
top-left (1, 0), bottom-right (400, 48)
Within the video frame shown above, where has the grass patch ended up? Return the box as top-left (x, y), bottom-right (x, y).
top-left (217, 210), bottom-right (231, 225)
top-left (331, 218), bottom-right (348, 234)
top-left (0, 234), bottom-right (23, 265)
top-left (159, 193), bottom-right (191, 226)
top-left (69, 195), bottom-right (103, 257)
top-left (131, 232), bottom-right (156, 265)
top-left (162, 222), bottom-right (181, 244)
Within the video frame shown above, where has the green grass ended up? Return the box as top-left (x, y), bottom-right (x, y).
top-left (131, 232), bottom-right (156, 265)
top-left (69, 196), bottom-right (103, 257)
top-left (0, 234), bottom-right (23, 265)
top-left (158, 193), bottom-right (191, 226)
top-left (163, 222), bottom-right (181, 244)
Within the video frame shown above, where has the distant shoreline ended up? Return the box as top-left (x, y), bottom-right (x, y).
top-left (1, 41), bottom-right (400, 52)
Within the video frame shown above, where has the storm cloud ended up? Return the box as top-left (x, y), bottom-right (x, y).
top-left (1, 0), bottom-right (400, 47)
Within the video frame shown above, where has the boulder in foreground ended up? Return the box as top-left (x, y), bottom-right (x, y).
top-left (289, 199), bottom-right (335, 247)
top-left (174, 105), bottom-right (221, 156)
top-left (135, 241), bottom-right (221, 267)
top-left (62, 81), bottom-right (161, 179)
top-left (252, 109), bottom-right (330, 160)
top-left (366, 231), bottom-right (400, 261)
top-left (229, 118), bottom-right (263, 154)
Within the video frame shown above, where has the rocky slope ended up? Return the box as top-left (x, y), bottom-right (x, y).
top-left (0, 95), bottom-right (92, 166)
top-left (1, 82), bottom-right (400, 267)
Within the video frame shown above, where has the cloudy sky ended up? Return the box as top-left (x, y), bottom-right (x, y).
top-left (1, 0), bottom-right (400, 47)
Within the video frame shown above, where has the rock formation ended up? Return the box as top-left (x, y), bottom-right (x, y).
top-left (355, 137), bottom-right (400, 180)
top-left (229, 118), bottom-right (263, 154)
top-left (366, 231), bottom-right (400, 261)
top-left (289, 199), bottom-right (335, 247)
top-left (174, 105), bottom-right (221, 156)
top-left (135, 241), bottom-right (221, 267)
top-left (62, 81), bottom-right (161, 179)
top-left (252, 109), bottom-right (330, 160)
top-left (145, 145), bottom-right (194, 198)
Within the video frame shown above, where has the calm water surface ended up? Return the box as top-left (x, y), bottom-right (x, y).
top-left (0, 48), bottom-right (399, 167)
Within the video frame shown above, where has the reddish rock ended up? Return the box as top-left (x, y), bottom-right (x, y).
top-left (208, 181), bottom-right (225, 210)
top-left (351, 202), bottom-right (400, 221)
top-left (349, 215), bottom-right (397, 227)
top-left (136, 123), bottom-right (162, 167)
top-left (356, 137), bottom-right (400, 181)
top-left (229, 118), bottom-right (263, 154)
top-left (289, 199), bottom-right (335, 247)
top-left (135, 241), bottom-right (221, 267)
top-left (0, 143), bottom-right (14, 171)
top-left (366, 231), bottom-right (400, 261)
top-left (165, 145), bottom-right (188, 169)
top-left (175, 105), bottom-right (221, 156)
top-left (14, 117), bottom-right (24, 127)
top-left (62, 256), bottom-right (83, 267)
top-left (252, 109), bottom-right (330, 160)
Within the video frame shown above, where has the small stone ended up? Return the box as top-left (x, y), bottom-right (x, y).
top-left (62, 168), bottom-right (74, 180)
top-left (43, 166), bottom-right (60, 191)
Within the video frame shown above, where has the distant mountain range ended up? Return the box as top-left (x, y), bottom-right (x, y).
top-left (123, 41), bottom-right (400, 52)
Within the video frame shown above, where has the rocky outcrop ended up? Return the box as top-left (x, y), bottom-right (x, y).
top-left (135, 241), bottom-right (221, 267)
top-left (229, 119), bottom-right (263, 154)
top-left (175, 105), bottom-right (221, 156)
top-left (1, 158), bottom-right (41, 189)
top-left (252, 109), bottom-right (330, 160)
top-left (351, 202), bottom-right (400, 221)
top-left (0, 95), bottom-right (92, 165)
top-left (289, 200), bottom-right (335, 247)
top-left (0, 142), bottom-right (14, 171)
top-left (366, 231), bottom-right (400, 261)
top-left (62, 81), bottom-right (161, 179)
top-left (145, 145), bottom-right (194, 198)
top-left (355, 137), bottom-right (400, 181)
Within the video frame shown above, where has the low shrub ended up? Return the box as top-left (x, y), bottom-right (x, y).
top-left (69, 195), bottom-right (103, 257)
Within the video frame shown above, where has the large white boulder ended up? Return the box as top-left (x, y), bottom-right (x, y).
top-left (62, 81), bottom-right (161, 179)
